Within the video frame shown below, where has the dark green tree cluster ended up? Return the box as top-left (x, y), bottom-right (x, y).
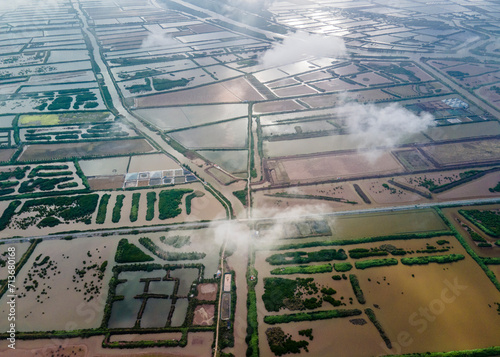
top-left (266, 249), bottom-right (347, 265)
top-left (114, 238), bottom-right (154, 263)
top-left (96, 194), bottom-right (110, 224)
top-left (266, 327), bottom-right (309, 356)
top-left (139, 237), bottom-right (205, 261)
top-left (355, 258), bottom-right (398, 270)
top-left (158, 189), bottom-right (193, 219)
top-left (129, 192), bottom-right (140, 222)
top-left (111, 194), bottom-right (125, 223)
top-left (459, 210), bottom-right (500, 237)
top-left (401, 254), bottom-right (464, 265)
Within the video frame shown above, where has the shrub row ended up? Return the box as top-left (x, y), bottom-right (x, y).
top-left (270, 264), bottom-right (332, 275)
top-left (96, 194), bottom-right (110, 224)
top-left (158, 189), bottom-right (193, 220)
top-left (112, 194), bottom-right (125, 223)
top-left (355, 258), bottom-right (398, 270)
top-left (401, 254), bottom-right (465, 266)
top-left (266, 249), bottom-right (347, 265)
top-left (139, 237), bottom-right (206, 261)
top-left (349, 274), bottom-right (366, 304)
top-left (264, 309), bottom-right (362, 324)
top-left (129, 192), bottom-right (140, 222)
top-left (146, 192), bottom-right (156, 221)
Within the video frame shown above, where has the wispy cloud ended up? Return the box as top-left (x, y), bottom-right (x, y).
top-left (141, 27), bottom-right (178, 50)
top-left (259, 31), bottom-right (347, 68)
top-left (335, 102), bottom-right (435, 155)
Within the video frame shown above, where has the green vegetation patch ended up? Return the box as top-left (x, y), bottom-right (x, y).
top-left (129, 192), bottom-right (140, 222)
top-left (146, 192), bottom-right (156, 221)
top-left (139, 237), bottom-right (205, 261)
top-left (355, 258), bottom-right (398, 270)
top-left (152, 77), bottom-right (191, 91)
top-left (0, 201), bottom-right (21, 230)
top-left (459, 209), bottom-right (500, 237)
top-left (158, 189), bottom-right (193, 220)
top-left (262, 277), bottom-right (325, 312)
top-left (114, 238), bottom-right (154, 263)
top-left (232, 188), bottom-right (247, 206)
top-left (401, 254), bottom-right (465, 265)
top-left (47, 96), bottom-right (73, 111)
top-left (349, 274), bottom-right (366, 304)
top-left (111, 194), bottom-right (124, 223)
top-left (348, 248), bottom-right (389, 259)
top-left (262, 277), bottom-right (299, 312)
top-left (489, 181), bottom-right (500, 193)
top-left (19, 176), bottom-right (73, 193)
top-left (333, 262), bottom-right (352, 272)
top-left (96, 194), bottom-right (110, 224)
top-left (266, 249), bottom-right (347, 265)
top-left (298, 329), bottom-right (313, 341)
top-left (483, 257), bottom-right (500, 265)
top-left (266, 327), bottom-right (309, 356)
top-left (0, 166), bottom-right (29, 181)
top-left (37, 216), bottom-right (61, 228)
top-left (18, 194), bottom-right (98, 228)
top-left (270, 264), bottom-right (332, 275)
top-left (264, 309), bottom-right (362, 324)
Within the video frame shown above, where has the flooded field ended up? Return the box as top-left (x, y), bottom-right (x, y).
top-left (135, 103), bottom-right (248, 130)
top-left (0, 237), bottom-right (120, 331)
top-left (254, 220), bottom-right (499, 356)
top-left (79, 157), bottom-right (130, 176)
top-left (0, 332), bottom-right (215, 357)
top-left (198, 150), bottom-right (248, 173)
top-left (169, 119), bottom-right (248, 149)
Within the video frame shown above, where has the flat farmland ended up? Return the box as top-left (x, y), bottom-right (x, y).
top-left (0, 332), bottom-right (215, 356)
top-left (253, 99), bottom-right (305, 114)
top-left (268, 151), bottom-right (404, 184)
top-left (422, 139), bottom-right (500, 165)
top-left (264, 133), bottom-right (430, 158)
top-left (351, 72), bottom-right (395, 86)
top-left (18, 139), bottom-right (155, 161)
top-left (475, 85), bottom-right (500, 108)
top-left (312, 78), bottom-right (364, 91)
top-left (254, 183), bottom-right (364, 213)
top-left (273, 84), bottom-right (318, 97)
top-left (0, 148), bottom-right (16, 162)
top-left (424, 121), bottom-right (500, 141)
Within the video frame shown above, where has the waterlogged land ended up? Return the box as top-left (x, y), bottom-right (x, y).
top-left (0, 0), bottom-right (499, 356)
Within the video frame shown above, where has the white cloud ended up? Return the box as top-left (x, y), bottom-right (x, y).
top-left (335, 102), bottom-right (435, 154)
top-left (259, 31), bottom-right (346, 68)
top-left (141, 27), bottom-right (178, 50)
